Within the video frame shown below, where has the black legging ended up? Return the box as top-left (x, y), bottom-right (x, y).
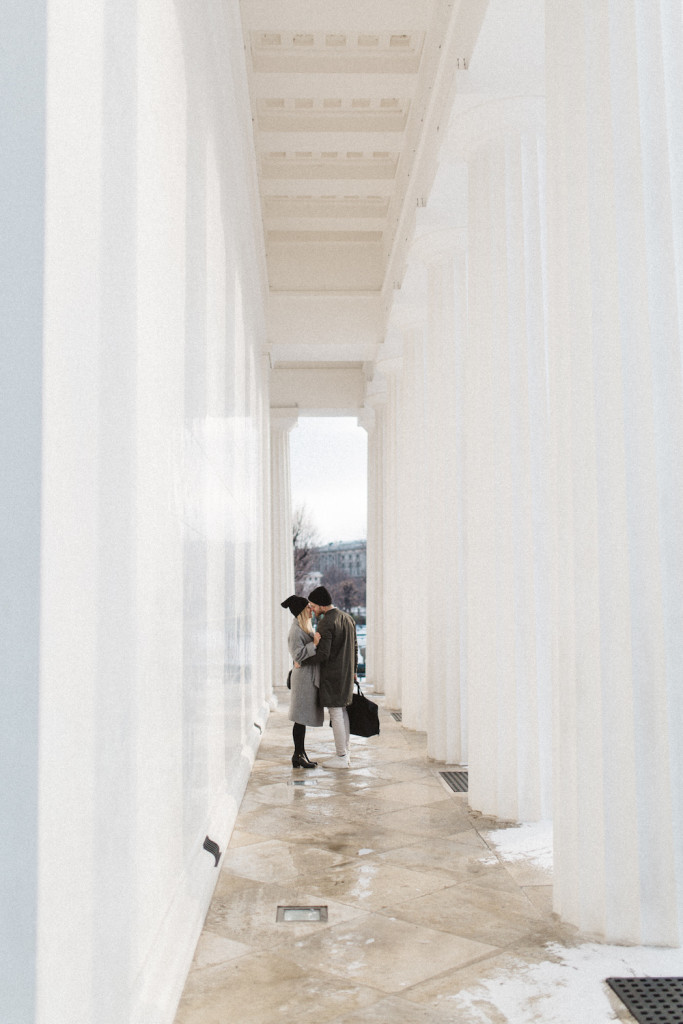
top-left (292, 722), bottom-right (306, 756)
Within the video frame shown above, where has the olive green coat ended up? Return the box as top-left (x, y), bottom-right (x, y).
top-left (302, 607), bottom-right (357, 708)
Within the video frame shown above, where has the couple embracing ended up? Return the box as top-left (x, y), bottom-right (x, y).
top-left (281, 585), bottom-right (358, 770)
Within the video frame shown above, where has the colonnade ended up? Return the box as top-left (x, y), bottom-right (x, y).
top-left (365, 0), bottom-right (683, 946)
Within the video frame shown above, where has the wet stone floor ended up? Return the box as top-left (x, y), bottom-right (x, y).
top-left (174, 690), bottom-right (642, 1024)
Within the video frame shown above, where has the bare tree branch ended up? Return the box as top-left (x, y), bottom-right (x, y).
top-left (292, 503), bottom-right (320, 592)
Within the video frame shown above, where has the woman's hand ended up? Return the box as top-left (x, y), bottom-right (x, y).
top-left (314, 631), bottom-right (321, 646)
top-left (294, 661), bottom-right (301, 669)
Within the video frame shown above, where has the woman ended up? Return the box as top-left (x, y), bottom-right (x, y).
top-left (281, 595), bottom-right (323, 768)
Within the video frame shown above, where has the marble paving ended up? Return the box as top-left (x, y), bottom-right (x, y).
top-left (174, 691), bottom-right (640, 1024)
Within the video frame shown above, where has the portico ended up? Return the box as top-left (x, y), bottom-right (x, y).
top-left (1, 0), bottom-right (682, 1021)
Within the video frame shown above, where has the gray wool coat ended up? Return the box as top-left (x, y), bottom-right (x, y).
top-left (287, 621), bottom-right (324, 727)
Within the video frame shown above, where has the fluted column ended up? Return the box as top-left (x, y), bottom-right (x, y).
top-left (453, 94), bottom-right (551, 821)
top-left (392, 311), bottom-right (429, 731)
top-left (410, 226), bottom-right (469, 762)
top-left (270, 409), bottom-right (297, 689)
top-left (359, 390), bottom-right (385, 692)
top-left (546, 0), bottom-right (683, 944)
top-left (373, 354), bottom-right (403, 709)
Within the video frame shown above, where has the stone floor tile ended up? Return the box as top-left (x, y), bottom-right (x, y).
top-left (204, 876), bottom-right (366, 950)
top-left (364, 761), bottom-right (438, 783)
top-left (523, 884), bottom-right (554, 914)
top-left (376, 836), bottom-right (520, 888)
top-left (226, 827), bottom-right (271, 849)
top-left (299, 854), bottom-right (458, 911)
top-left (324, 993), bottom-right (455, 1023)
top-left (174, 950), bottom-right (383, 1024)
top-left (188, 930), bottom-right (253, 969)
top-left (219, 836), bottom-right (352, 884)
top-left (387, 880), bottom-right (551, 947)
top-left (376, 799), bottom-right (474, 838)
top-left (365, 780), bottom-right (452, 807)
top-left (277, 912), bottom-right (499, 994)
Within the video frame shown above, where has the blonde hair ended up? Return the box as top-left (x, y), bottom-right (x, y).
top-left (296, 608), bottom-right (313, 634)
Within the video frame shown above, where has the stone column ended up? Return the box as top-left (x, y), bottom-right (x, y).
top-left (270, 408), bottom-right (297, 689)
top-left (546, 0), bottom-right (683, 944)
top-left (410, 225), bottom-right (469, 763)
top-left (360, 387), bottom-right (386, 693)
top-left (392, 310), bottom-right (429, 731)
top-left (373, 353), bottom-right (403, 709)
top-left (452, 94), bottom-right (552, 821)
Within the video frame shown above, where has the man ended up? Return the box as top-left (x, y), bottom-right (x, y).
top-left (299, 585), bottom-right (357, 768)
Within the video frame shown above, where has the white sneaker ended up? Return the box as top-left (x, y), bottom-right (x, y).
top-left (323, 754), bottom-right (350, 769)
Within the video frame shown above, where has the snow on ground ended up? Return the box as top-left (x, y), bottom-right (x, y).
top-left (450, 941), bottom-right (683, 1023)
top-left (456, 821), bottom-right (683, 1021)
top-left (485, 819), bottom-right (554, 871)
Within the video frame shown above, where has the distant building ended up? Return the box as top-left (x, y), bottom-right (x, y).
top-left (299, 570), bottom-right (322, 593)
top-left (312, 540), bottom-right (366, 578)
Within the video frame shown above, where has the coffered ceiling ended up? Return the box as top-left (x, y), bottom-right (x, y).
top-left (239, 0), bottom-right (488, 404)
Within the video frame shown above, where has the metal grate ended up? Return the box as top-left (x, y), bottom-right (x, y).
top-left (606, 978), bottom-right (683, 1023)
top-left (440, 770), bottom-right (468, 793)
top-left (390, 711), bottom-right (402, 722)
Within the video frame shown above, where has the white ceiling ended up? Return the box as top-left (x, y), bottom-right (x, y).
top-left (238, 0), bottom-right (488, 399)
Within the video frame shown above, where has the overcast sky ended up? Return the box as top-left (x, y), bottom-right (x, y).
top-left (290, 417), bottom-right (367, 545)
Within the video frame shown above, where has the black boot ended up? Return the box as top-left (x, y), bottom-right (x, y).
top-left (291, 723), bottom-right (316, 768)
top-left (292, 751), bottom-right (317, 769)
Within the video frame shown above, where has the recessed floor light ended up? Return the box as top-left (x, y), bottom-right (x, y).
top-left (276, 906), bottom-right (328, 922)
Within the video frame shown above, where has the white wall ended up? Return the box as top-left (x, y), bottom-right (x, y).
top-left (0, 3), bottom-right (46, 1022)
top-left (28, 2), bottom-right (270, 1022)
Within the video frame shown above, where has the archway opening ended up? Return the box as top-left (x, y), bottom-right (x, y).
top-left (289, 416), bottom-right (368, 666)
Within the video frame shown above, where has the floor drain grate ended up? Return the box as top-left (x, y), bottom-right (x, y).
top-left (606, 977), bottom-right (683, 1023)
top-left (276, 906), bottom-right (328, 922)
top-left (440, 771), bottom-right (468, 792)
top-left (390, 712), bottom-right (402, 722)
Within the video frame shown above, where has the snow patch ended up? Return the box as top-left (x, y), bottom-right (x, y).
top-left (448, 941), bottom-right (683, 1024)
top-left (486, 820), bottom-right (553, 871)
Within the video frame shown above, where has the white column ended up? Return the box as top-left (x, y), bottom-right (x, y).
top-left (270, 409), bottom-right (297, 689)
top-left (393, 314), bottom-right (429, 731)
top-left (361, 387), bottom-right (386, 692)
top-left (374, 355), bottom-right (403, 709)
top-left (259, 353), bottom-right (275, 708)
top-left (454, 95), bottom-right (551, 821)
top-left (411, 226), bottom-right (470, 764)
top-left (546, 0), bottom-right (683, 944)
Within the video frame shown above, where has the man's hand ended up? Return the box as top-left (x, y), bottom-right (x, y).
top-left (294, 661), bottom-right (301, 669)
top-left (314, 631), bottom-right (321, 646)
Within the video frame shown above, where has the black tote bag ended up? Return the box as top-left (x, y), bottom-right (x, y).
top-left (346, 680), bottom-right (380, 737)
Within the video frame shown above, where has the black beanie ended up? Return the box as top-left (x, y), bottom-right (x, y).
top-left (308, 585), bottom-right (332, 606)
top-left (281, 595), bottom-right (309, 617)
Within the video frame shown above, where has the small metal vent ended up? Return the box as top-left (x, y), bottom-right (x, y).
top-left (276, 906), bottom-right (328, 922)
top-left (606, 978), bottom-right (683, 1023)
top-left (390, 711), bottom-right (402, 722)
top-left (440, 771), bottom-right (468, 793)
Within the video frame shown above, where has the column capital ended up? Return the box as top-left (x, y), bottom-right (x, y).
top-left (364, 376), bottom-right (388, 408)
top-left (446, 94), bottom-right (545, 161)
top-left (357, 407), bottom-right (375, 433)
top-left (270, 407), bottom-right (298, 433)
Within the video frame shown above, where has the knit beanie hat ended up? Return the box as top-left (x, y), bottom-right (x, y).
top-left (308, 585), bottom-right (332, 606)
top-left (281, 595), bottom-right (309, 617)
